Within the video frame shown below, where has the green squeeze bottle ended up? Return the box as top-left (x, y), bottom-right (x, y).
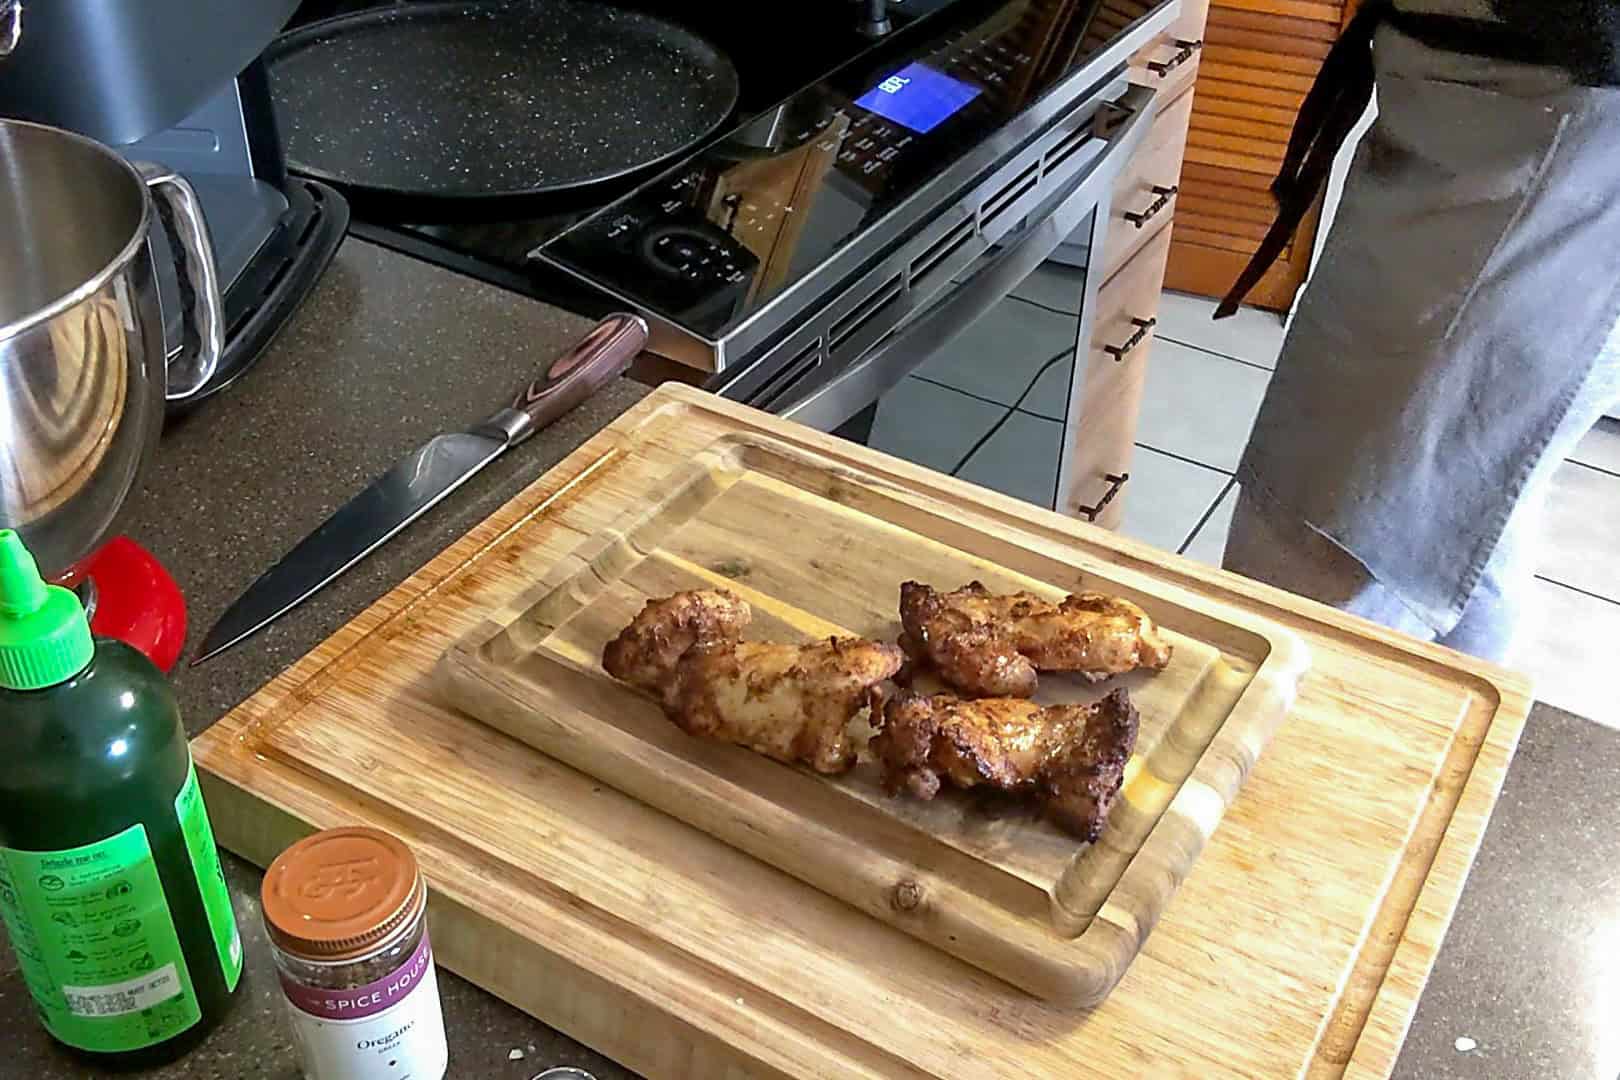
top-left (0, 530), bottom-right (242, 1066)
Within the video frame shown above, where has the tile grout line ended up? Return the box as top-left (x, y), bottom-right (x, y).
top-left (910, 374), bottom-right (1070, 424)
top-left (1177, 476), bottom-right (1238, 556)
top-left (910, 374), bottom-right (1025, 413)
top-left (1566, 456), bottom-right (1620, 481)
top-left (1535, 574), bottom-right (1620, 608)
top-left (1134, 442), bottom-right (1236, 478)
top-left (1157, 334), bottom-right (1279, 373)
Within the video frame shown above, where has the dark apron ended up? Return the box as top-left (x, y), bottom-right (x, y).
top-left (1224, 17), bottom-right (1620, 633)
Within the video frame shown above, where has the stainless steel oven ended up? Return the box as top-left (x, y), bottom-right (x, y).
top-left (765, 79), bottom-right (1152, 447)
top-left (707, 70), bottom-right (1159, 514)
top-left (534, 0), bottom-right (1174, 512)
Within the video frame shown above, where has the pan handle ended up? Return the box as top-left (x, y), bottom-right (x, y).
top-left (474, 314), bottom-right (649, 446)
top-left (137, 162), bottom-right (225, 402)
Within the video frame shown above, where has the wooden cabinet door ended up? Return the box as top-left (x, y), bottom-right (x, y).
top-left (1099, 83), bottom-right (1196, 283)
top-left (1062, 224), bottom-right (1175, 528)
top-left (1163, 1), bottom-right (1356, 311)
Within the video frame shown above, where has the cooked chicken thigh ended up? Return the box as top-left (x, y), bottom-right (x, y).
top-left (602, 590), bottom-right (904, 773)
top-left (898, 580), bottom-right (1172, 697)
top-left (873, 688), bottom-right (1139, 841)
top-left (601, 588), bottom-right (752, 691)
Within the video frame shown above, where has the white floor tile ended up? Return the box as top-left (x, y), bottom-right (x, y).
top-left (1181, 480), bottom-right (1239, 565)
top-left (1117, 446), bottom-right (1232, 554)
top-left (1570, 418), bottom-right (1620, 475)
top-left (1538, 461), bottom-right (1620, 603)
top-left (1518, 579), bottom-right (1620, 729)
top-left (1155, 291), bottom-right (1285, 370)
top-left (868, 377), bottom-right (1004, 476)
top-left (912, 298), bottom-right (1077, 407)
top-left (955, 411), bottom-right (1063, 509)
top-left (1136, 339), bottom-right (1272, 474)
top-left (1012, 263), bottom-right (1088, 315)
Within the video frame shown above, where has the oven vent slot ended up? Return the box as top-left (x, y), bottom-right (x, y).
top-left (752, 338), bottom-right (825, 411)
top-left (828, 273), bottom-right (904, 355)
top-left (909, 218), bottom-right (975, 284)
top-left (980, 162), bottom-right (1040, 230)
top-left (1043, 123), bottom-right (1095, 178)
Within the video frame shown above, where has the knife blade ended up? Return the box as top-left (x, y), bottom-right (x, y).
top-left (193, 313), bottom-right (648, 665)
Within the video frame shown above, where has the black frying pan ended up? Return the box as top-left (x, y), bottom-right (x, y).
top-left (267, 0), bottom-right (740, 219)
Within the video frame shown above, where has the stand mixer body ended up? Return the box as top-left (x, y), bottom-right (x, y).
top-left (0, 1), bottom-right (300, 667)
top-left (0, 120), bottom-right (222, 667)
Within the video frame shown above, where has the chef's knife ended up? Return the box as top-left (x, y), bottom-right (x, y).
top-left (193, 313), bottom-right (648, 665)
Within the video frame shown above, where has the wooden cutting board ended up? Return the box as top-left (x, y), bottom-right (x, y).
top-left (435, 428), bottom-right (1310, 1004)
top-left (193, 385), bottom-right (1531, 1079)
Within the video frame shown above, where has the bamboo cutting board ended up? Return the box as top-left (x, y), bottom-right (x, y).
top-left (193, 385), bottom-right (1531, 1079)
top-left (435, 430), bottom-right (1309, 1005)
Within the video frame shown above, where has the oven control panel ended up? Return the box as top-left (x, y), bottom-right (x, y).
top-left (537, 0), bottom-right (1171, 366)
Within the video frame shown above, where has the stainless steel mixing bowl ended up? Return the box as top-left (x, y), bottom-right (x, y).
top-left (0, 117), bottom-right (222, 577)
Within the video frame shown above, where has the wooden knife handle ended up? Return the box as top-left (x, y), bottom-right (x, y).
top-left (489, 314), bottom-right (649, 446)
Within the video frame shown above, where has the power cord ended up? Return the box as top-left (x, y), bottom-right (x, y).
top-left (947, 345), bottom-right (1074, 479)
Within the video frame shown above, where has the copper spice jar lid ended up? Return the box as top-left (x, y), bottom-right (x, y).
top-left (262, 826), bottom-right (425, 960)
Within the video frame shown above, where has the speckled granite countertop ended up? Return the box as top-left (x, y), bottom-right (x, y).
top-left (1, 240), bottom-right (1613, 1080)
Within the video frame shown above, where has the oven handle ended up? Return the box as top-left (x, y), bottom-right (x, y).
top-left (782, 83), bottom-right (1159, 432)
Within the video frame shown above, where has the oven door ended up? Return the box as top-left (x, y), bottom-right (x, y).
top-left (768, 82), bottom-right (1156, 504)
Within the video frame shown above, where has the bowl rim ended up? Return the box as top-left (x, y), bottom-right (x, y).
top-left (0, 117), bottom-right (153, 344)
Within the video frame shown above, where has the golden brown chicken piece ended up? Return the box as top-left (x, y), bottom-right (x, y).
top-left (602, 590), bottom-right (904, 774)
top-left (872, 688), bottom-right (1138, 841)
top-left (898, 580), bottom-right (1172, 697)
top-left (601, 588), bottom-right (753, 692)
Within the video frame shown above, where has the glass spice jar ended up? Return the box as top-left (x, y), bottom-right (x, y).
top-left (262, 826), bottom-right (448, 1080)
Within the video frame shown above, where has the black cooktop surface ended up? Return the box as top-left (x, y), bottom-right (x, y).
top-left (336, 0), bottom-right (959, 263)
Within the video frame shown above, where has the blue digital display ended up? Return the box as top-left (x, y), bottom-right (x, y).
top-left (853, 62), bottom-right (981, 135)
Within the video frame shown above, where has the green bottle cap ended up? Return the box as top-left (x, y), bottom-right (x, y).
top-left (0, 530), bottom-right (95, 690)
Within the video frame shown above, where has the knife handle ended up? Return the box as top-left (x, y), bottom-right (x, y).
top-left (476, 313), bottom-right (649, 445)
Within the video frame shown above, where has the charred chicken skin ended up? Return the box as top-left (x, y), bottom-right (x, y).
top-left (602, 590), bottom-right (904, 774)
top-left (872, 688), bottom-right (1139, 841)
top-left (898, 580), bottom-right (1172, 697)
